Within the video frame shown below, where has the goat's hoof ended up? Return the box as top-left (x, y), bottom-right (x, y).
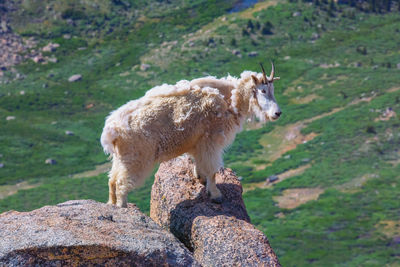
top-left (211, 196), bottom-right (223, 204)
top-left (116, 202), bottom-right (128, 208)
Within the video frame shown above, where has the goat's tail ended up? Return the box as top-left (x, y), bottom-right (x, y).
top-left (100, 125), bottom-right (118, 155)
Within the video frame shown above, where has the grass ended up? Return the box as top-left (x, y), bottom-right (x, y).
top-left (0, 0), bottom-right (238, 186)
top-left (0, 0), bottom-right (399, 266)
top-left (0, 173), bottom-right (155, 214)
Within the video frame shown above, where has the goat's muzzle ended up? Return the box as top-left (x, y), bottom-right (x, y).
top-left (270, 111), bottom-right (282, 121)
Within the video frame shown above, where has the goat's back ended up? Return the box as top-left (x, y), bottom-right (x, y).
top-left (102, 87), bottom-right (232, 160)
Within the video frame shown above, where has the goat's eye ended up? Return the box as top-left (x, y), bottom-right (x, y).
top-left (261, 89), bottom-right (266, 94)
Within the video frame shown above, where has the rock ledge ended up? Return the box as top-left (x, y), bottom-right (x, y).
top-left (0, 200), bottom-right (198, 266)
top-left (151, 155), bottom-right (281, 266)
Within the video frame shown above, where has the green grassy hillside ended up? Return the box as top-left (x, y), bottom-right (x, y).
top-left (1, 0), bottom-right (399, 266)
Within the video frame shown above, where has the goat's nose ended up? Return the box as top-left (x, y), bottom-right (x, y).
top-left (275, 111), bottom-right (282, 117)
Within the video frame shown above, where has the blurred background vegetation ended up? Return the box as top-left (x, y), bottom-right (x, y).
top-left (0, 0), bottom-right (399, 265)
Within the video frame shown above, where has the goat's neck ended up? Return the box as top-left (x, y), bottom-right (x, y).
top-left (233, 77), bottom-right (254, 119)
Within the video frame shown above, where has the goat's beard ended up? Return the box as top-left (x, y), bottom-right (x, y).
top-left (249, 97), bottom-right (269, 123)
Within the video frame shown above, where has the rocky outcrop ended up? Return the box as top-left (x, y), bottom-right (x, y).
top-left (0, 32), bottom-right (36, 69)
top-left (151, 156), bottom-right (281, 267)
top-left (0, 17), bottom-right (58, 76)
top-left (0, 200), bottom-right (198, 266)
top-left (0, 15), bottom-right (37, 71)
top-left (0, 157), bottom-right (280, 266)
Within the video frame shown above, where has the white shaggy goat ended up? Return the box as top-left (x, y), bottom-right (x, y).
top-left (101, 63), bottom-right (281, 207)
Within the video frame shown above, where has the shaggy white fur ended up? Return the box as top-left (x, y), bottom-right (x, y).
top-left (101, 70), bottom-right (281, 207)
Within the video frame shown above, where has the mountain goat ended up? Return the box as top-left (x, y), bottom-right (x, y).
top-left (101, 63), bottom-right (281, 207)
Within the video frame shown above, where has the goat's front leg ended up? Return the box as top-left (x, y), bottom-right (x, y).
top-left (206, 173), bottom-right (222, 203)
top-left (192, 149), bottom-right (223, 203)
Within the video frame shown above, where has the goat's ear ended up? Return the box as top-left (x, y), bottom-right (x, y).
top-left (252, 88), bottom-right (257, 98)
top-left (251, 75), bottom-right (259, 85)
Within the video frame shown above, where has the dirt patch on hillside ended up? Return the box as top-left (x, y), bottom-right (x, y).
top-left (260, 124), bottom-right (318, 162)
top-left (245, 108), bottom-right (344, 185)
top-left (306, 107), bottom-right (345, 123)
top-left (72, 162), bottom-right (111, 179)
top-left (0, 163), bottom-right (111, 200)
top-left (279, 164), bottom-right (311, 181)
top-left (0, 181), bottom-right (41, 200)
top-left (290, 94), bottom-right (321, 104)
top-left (350, 96), bottom-right (375, 105)
top-left (259, 122), bottom-right (318, 163)
top-left (374, 108), bottom-right (396, 122)
top-left (388, 151), bottom-right (400, 166)
top-left (387, 87), bottom-right (400, 93)
top-left (283, 77), bottom-right (307, 95)
top-left (389, 158), bottom-right (400, 166)
top-left (375, 220), bottom-right (400, 238)
top-left (243, 164), bottom-right (311, 193)
top-left (273, 188), bottom-right (324, 209)
top-left (254, 106), bottom-right (345, 167)
top-left (335, 174), bottom-right (379, 193)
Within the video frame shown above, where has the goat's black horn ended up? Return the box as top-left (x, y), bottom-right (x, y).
top-left (259, 62), bottom-right (267, 83)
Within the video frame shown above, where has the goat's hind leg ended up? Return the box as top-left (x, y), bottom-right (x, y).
top-left (193, 164), bottom-right (207, 185)
top-left (115, 160), bottom-right (153, 208)
top-left (107, 157), bottom-right (119, 205)
top-left (107, 156), bottom-right (133, 208)
top-left (115, 178), bottom-right (132, 208)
